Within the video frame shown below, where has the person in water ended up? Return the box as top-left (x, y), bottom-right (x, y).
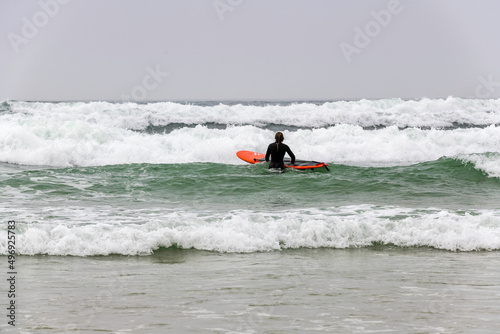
top-left (265, 132), bottom-right (295, 169)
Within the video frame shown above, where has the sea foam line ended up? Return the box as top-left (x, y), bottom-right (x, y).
top-left (6, 97), bottom-right (500, 129)
top-left (1, 119), bottom-right (500, 167)
top-left (1, 207), bottom-right (499, 255)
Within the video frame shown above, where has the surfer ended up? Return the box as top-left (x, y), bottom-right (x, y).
top-left (265, 132), bottom-right (295, 169)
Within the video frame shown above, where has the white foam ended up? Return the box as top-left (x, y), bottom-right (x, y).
top-left (1, 99), bottom-right (500, 167)
top-left (1, 206), bottom-right (499, 255)
top-left (1, 120), bottom-right (500, 167)
top-left (457, 152), bottom-right (500, 178)
top-left (8, 98), bottom-right (500, 127)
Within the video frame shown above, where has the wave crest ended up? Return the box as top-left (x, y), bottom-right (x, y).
top-left (2, 207), bottom-right (499, 255)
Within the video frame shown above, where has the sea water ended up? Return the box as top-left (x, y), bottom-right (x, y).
top-left (0, 98), bottom-right (500, 333)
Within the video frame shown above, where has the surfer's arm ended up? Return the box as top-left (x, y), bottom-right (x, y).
top-left (286, 147), bottom-right (295, 165)
top-left (265, 145), bottom-right (271, 162)
top-left (287, 147), bottom-right (296, 164)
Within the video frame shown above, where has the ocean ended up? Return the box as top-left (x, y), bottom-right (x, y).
top-left (1, 98), bottom-right (500, 333)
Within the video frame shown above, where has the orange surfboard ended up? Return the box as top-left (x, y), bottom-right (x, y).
top-left (236, 150), bottom-right (329, 170)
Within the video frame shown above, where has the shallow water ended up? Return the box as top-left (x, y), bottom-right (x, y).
top-left (3, 248), bottom-right (498, 333)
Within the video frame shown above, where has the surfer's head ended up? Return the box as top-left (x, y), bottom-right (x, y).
top-left (275, 132), bottom-right (284, 144)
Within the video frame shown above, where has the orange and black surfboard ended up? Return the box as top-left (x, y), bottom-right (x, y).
top-left (236, 150), bottom-right (329, 171)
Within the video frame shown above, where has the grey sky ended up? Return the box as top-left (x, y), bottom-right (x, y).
top-left (1, 0), bottom-right (500, 101)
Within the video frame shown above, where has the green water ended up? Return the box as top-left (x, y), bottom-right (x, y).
top-left (2, 157), bottom-right (499, 213)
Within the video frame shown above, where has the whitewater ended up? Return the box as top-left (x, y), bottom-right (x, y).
top-left (1, 97), bottom-right (500, 257)
top-left (1, 98), bottom-right (500, 174)
top-left (2, 98), bottom-right (500, 334)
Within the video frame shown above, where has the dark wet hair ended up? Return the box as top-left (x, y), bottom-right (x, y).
top-left (275, 132), bottom-right (284, 144)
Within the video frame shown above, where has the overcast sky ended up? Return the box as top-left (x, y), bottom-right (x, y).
top-left (1, 0), bottom-right (500, 101)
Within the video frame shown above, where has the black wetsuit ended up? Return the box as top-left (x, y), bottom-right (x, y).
top-left (265, 142), bottom-right (295, 169)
